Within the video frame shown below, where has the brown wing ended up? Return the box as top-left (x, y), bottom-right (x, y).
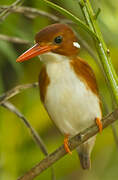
top-left (70, 57), bottom-right (99, 96)
top-left (38, 65), bottom-right (50, 103)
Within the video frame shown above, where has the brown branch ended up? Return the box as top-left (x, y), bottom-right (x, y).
top-left (2, 101), bottom-right (48, 156)
top-left (18, 109), bottom-right (118, 180)
top-left (0, 82), bottom-right (38, 105)
top-left (0, 34), bottom-right (31, 44)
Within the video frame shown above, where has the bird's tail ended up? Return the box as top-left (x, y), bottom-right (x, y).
top-left (77, 150), bottom-right (91, 169)
top-left (76, 136), bottom-right (96, 170)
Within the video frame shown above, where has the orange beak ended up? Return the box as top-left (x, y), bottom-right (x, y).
top-left (16, 43), bottom-right (57, 62)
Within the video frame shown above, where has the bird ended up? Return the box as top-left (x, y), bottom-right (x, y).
top-left (16, 23), bottom-right (102, 169)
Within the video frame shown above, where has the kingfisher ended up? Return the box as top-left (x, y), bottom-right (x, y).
top-left (16, 23), bottom-right (102, 169)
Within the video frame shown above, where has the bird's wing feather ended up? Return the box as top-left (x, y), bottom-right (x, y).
top-left (39, 65), bottom-right (50, 102)
top-left (70, 57), bottom-right (99, 96)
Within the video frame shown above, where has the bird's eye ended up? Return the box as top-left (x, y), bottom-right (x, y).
top-left (54, 36), bottom-right (63, 44)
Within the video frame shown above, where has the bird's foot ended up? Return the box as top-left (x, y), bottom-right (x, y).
top-left (95, 117), bottom-right (102, 133)
top-left (64, 134), bottom-right (72, 154)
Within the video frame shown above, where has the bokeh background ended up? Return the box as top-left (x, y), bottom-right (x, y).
top-left (0, 0), bottom-right (118, 180)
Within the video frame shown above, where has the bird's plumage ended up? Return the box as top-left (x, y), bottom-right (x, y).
top-left (39, 52), bottom-right (102, 169)
top-left (16, 23), bottom-right (102, 169)
top-left (39, 52), bottom-right (101, 136)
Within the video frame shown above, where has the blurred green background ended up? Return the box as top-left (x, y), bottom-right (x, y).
top-left (0, 0), bottom-right (118, 180)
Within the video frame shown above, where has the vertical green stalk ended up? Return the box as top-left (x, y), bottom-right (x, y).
top-left (79, 0), bottom-right (118, 105)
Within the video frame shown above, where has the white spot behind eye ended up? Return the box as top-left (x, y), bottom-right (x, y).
top-left (73, 42), bottom-right (81, 48)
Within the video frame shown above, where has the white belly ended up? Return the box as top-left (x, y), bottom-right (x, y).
top-left (41, 53), bottom-right (101, 136)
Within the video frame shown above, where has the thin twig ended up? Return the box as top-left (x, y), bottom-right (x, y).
top-left (18, 109), bottom-right (118, 180)
top-left (0, 34), bottom-right (31, 44)
top-left (0, 0), bottom-right (24, 21)
top-left (0, 5), bottom-right (72, 23)
top-left (2, 101), bottom-right (48, 156)
top-left (0, 82), bottom-right (38, 105)
top-left (1, 101), bottom-right (56, 179)
top-left (0, 84), bottom-right (56, 179)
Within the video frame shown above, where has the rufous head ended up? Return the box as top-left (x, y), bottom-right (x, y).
top-left (16, 23), bottom-right (80, 62)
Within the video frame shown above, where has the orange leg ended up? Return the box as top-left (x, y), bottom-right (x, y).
top-left (95, 117), bottom-right (102, 133)
top-left (64, 134), bottom-right (72, 154)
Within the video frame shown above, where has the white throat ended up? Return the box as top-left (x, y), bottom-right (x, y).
top-left (39, 52), bottom-right (69, 64)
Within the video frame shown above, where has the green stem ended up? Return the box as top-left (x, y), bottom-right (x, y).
top-left (42, 0), bottom-right (98, 40)
top-left (79, 0), bottom-right (118, 105)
